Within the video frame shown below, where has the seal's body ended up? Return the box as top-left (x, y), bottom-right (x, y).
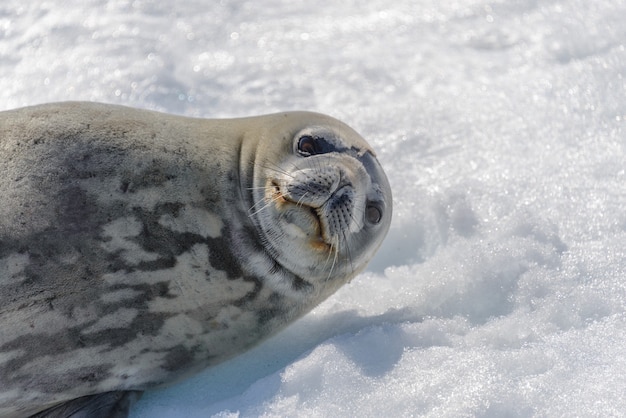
top-left (0, 102), bottom-right (392, 417)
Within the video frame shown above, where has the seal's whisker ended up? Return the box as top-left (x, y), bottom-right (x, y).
top-left (324, 234), bottom-right (340, 282)
top-left (248, 201), bottom-right (273, 218)
top-left (248, 194), bottom-right (282, 217)
top-left (349, 205), bottom-right (364, 228)
top-left (295, 192), bottom-right (310, 208)
top-left (283, 160), bottom-right (304, 173)
top-left (248, 196), bottom-right (268, 213)
top-left (321, 235), bottom-right (336, 273)
top-left (261, 162), bottom-right (295, 179)
top-left (342, 228), bottom-right (355, 277)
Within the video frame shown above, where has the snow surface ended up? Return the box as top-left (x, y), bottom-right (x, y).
top-left (2, 0), bottom-right (625, 416)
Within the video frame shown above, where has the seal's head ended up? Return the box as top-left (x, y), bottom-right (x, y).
top-left (246, 112), bottom-right (392, 293)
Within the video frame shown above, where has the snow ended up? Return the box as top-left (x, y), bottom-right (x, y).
top-left (2, 0), bottom-right (625, 416)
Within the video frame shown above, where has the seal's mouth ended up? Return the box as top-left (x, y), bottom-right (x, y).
top-left (270, 180), bottom-right (332, 252)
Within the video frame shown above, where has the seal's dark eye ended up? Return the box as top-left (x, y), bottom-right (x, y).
top-left (297, 135), bottom-right (333, 156)
top-left (298, 136), bottom-right (318, 155)
top-left (365, 204), bottom-right (382, 224)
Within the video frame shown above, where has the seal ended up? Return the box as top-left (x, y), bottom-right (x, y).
top-left (0, 102), bottom-right (392, 417)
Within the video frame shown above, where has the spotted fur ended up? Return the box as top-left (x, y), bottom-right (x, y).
top-left (0, 102), bottom-right (392, 417)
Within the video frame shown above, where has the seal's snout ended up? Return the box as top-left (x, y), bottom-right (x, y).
top-left (321, 185), bottom-right (356, 238)
top-left (283, 167), bottom-right (341, 209)
top-left (271, 167), bottom-right (366, 254)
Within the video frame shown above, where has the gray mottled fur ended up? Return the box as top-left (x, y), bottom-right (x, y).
top-left (0, 102), bottom-right (392, 417)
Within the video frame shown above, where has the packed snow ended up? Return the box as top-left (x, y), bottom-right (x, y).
top-left (2, 0), bottom-right (625, 416)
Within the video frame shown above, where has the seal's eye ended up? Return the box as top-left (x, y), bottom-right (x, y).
top-left (365, 204), bottom-right (383, 225)
top-left (297, 135), bottom-right (333, 156)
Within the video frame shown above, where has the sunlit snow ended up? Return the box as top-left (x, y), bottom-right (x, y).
top-left (2, 0), bottom-right (625, 416)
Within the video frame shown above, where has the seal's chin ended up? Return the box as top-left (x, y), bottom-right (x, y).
top-left (269, 182), bottom-right (332, 252)
top-left (280, 202), bottom-right (333, 253)
top-left (298, 208), bottom-right (335, 251)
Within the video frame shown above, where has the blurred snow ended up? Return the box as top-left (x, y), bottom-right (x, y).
top-left (2, 0), bottom-right (625, 416)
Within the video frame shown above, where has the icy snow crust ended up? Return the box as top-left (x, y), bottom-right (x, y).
top-left (2, 0), bottom-right (625, 416)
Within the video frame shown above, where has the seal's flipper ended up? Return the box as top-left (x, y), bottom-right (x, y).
top-left (30, 391), bottom-right (143, 418)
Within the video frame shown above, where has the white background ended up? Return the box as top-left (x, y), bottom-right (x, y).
top-left (2, 0), bottom-right (625, 416)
